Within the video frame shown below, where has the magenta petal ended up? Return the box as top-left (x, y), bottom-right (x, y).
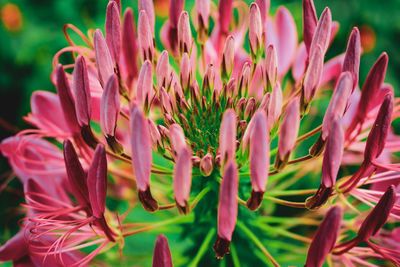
top-left (152, 234), bottom-right (173, 267)
top-left (217, 160), bottom-right (239, 241)
top-left (218, 0), bottom-right (233, 34)
top-left (219, 109), bottom-right (237, 164)
top-left (173, 147), bottom-right (193, 207)
top-left (94, 29), bottom-right (115, 88)
top-left (256, 0), bottom-right (270, 26)
top-left (106, 1), bottom-right (121, 64)
top-left (87, 144), bottom-right (108, 218)
top-left (170, 0), bottom-right (184, 28)
top-left (73, 55), bottom-right (92, 127)
top-left (305, 206), bottom-right (342, 267)
top-left (342, 27), bottom-right (361, 91)
top-left (249, 110), bottom-right (269, 192)
top-left (101, 74), bottom-right (120, 137)
top-left (130, 102), bottom-right (152, 191)
top-left (0, 231), bottom-right (28, 262)
top-left (122, 8), bottom-right (138, 86)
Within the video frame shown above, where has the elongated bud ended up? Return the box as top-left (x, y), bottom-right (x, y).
top-left (138, 10), bottom-right (154, 62)
top-left (173, 147), bottom-right (192, 214)
top-left (106, 1), bottom-right (121, 64)
top-left (180, 52), bottom-right (192, 93)
top-left (247, 110), bottom-right (269, 211)
top-left (159, 87), bottom-right (172, 114)
top-left (301, 45), bottom-right (323, 113)
top-left (342, 27), bottom-right (361, 91)
top-left (122, 8), bottom-right (139, 85)
top-left (63, 140), bottom-right (90, 210)
top-left (256, 0), bottom-right (270, 26)
top-left (267, 82), bottom-right (283, 128)
top-left (73, 56), bottom-right (91, 128)
top-left (196, 0), bottom-right (210, 43)
top-left (200, 153), bottom-right (213, 176)
top-left (213, 160), bottom-right (238, 259)
top-left (309, 7), bottom-right (332, 56)
top-left (219, 109), bottom-right (237, 166)
top-left (218, 0), bottom-right (233, 34)
top-left (249, 3), bottom-right (263, 61)
top-left (157, 51), bottom-right (171, 90)
top-left (56, 64), bottom-right (80, 134)
top-left (130, 102), bottom-right (158, 212)
top-left (357, 185), bottom-right (396, 241)
top-left (259, 93), bottom-right (270, 113)
top-left (305, 206), bottom-right (342, 267)
top-left (139, 0), bottom-right (155, 34)
top-left (321, 72), bottom-right (352, 140)
top-left (275, 97), bottom-right (300, 170)
top-left (87, 144), bottom-right (107, 218)
top-left (94, 29), bottom-right (115, 88)
top-left (136, 60), bottom-right (153, 109)
top-left (178, 11), bottom-right (192, 55)
top-left (222, 35), bottom-right (235, 82)
top-left (152, 234), bottom-right (173, 267)
top-left (306, 117), bottom-right (343, 210)
top-left (237, 62), bottom-right (251, 97)
top-left (169, 124), bottom-right (186, 155)
top-left (244, 97), bottom-right (256, 120)
top-left (302, 0), bottom-right (318, 54)
top-left (265, 44), bottom-right (277, 91)
top-left (364, 94), bottom-right (393, 163)
top-left (202, 64), bottom-right (215, 98)
top-left (148, 119), bottom-right (162, 151)
top-left (101, 74), bottom-right (120, 137)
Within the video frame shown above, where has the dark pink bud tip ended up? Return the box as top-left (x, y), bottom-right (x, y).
top-left (213, 236), bottom-right (231, 259)
top-left (246, 190), bottom-right (265, 211)
top-left (139, 188), bottom-right (159, 212)
top-left (106, 1), bottom-right (121, 64)
top-left (305, 206), bottom-right (342, 267)
top-left (305, 185), bottom-right (333, 210)
top-left (303, 0), bottom-right (318, 54)
top-left (152, 234), bottom-right (173, 267)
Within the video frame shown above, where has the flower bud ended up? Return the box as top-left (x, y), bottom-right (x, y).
top-left (105, 1), bottom-right (121, 64)
top-left (200, 153), bottom-right (213, 176)
top-left (244, 97), bottom-right (256, 120)
top-left (309, 7), bottom-right (332, 56)
top-left (342, 27), bottom-right (361, 92)
top-left (178, 11), bottom-right (192, 55)
top-left (237, 62), bottom-right (251, 97)
top-left (265, 44), bottom-right (277, 91)
top-left (302, 0), bottom-right (318, 54)
top-left (169, 124), bottom-right (186, 156)
top-left (157, 50), bottom-right (171, 90)
top-left (222, 35), bottom-right (235, 81)
top-left (213, 160), bottom-right (238, 259)
top-left (152, 234), bottom-right (173, 267)
top-left (256, 0), bottom-right (270, 26)
top-left (139, 0), bottom-right (155, 34)
top-left (196, 0), bottom-right (210, 43)
top-left (138, 10), bottom-right (154, 62)
top-left (218, 0), bottom-right (233, 35)
top-left (219, 109), bottom-right (237, 166)
top-left (173, 147), bottom-right (192, 214)
top-left (180, 52), bottom-right (192, 93)
top-left (122, 8), bottom-right (139, 86)
top-left (72, 56), bottom-right (91, 128)
top-left (249, 3), bottom-right (263, 61)
top-left (267, 81), bottom-right (283, 128)
top-left (148, 119), bottom-right (162, 151)
top-left (159, 87), bottom-right (172, 114)
top-left (136, 60), bottom-right (153, 110)
top-left (202, 64), bottom-right (215, 98)
top-left (94, 29), bottom-right (115, 88)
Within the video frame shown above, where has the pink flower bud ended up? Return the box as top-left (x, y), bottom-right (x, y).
top-left (321, 116), bottom-right (343, 188)
top-left (94, 29), bottom-right (114, 88)
top-left (122, 8), bottom-right (138, 86)
top-left (218, 0), bottom-right (233, 34)
top-left (321, 72), bottom-right (352, 140)
top-left (200, 153), bottom-right (213, 176)
top-left (302, 0), bottom-right (318, 54)
top-left (105, 1), bottom-right (121, 64)
top-left (173, 147), bottom-right (192, 212)
top-left (309, 7), bottom-right (332, 56)
top-left (276, 97), bottom-right (300, 168)
top-left (72, 56), bottom-right (91, 127)
top-left (136, 60), bottom-right (153, 107)
top-left (214, 160), bottom-right (238, 258)
top-left (342, 27), bottom-right (361, 91)
top-left (148, 119), bottom-right (162, 150)
top-left (100, 74), bottom-right (120, 137)
top-left (138, 10), bottom-right (154, 62)
top-left (152, 234), bottom-right (173, 267)
top-left (179, 52), bottom-right (191, 91)
top-left (305, 206), bottom-right (342, 267)
top-left (169, 0), bottom-right (184, 28)
top-left (364, 94), bottom-right (393, 163)
top-left (55, 64), bottom-right (80, 134)
top-left (156, 50), bottom-right (171, 90)
top-left (169, 124), bottom-right (186, 155)
top-left (219, 109), bottom-right (237, 165)
top-left (196, 0), bottom-right (210, 37)
top-left (222, 35), bottom-right (235, 80)
top-left (265, 44), bottom-right (277, 89)
top-left (249, 3), bottom-right (263, 59)
top-left (87, 144), bottom-right (107, 219)
top-left (159, 87), bottom-right (172, 114)
top-left (63, 140), bottom-right (90, 210)
top-left (267, 81), bottom-right (283, 128)
top-left (178, 11), bottom-right (192, 55)
top-left (256, 0), bottom-right (270, 26)
top-left (237, 62), bottom-right (252, 97)
top-left (302, 45), bottom-right (323, 110)
top-left (139, 0), bottom-right (155, 34)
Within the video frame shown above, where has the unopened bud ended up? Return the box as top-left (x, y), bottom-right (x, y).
top-left (222, 35), bottom-right (235, 82)
top-left (200, 153), bottom-right (213, 176)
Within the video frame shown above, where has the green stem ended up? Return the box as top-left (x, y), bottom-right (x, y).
top-left (265, 189), bottom-right (316, 197)
top-left (188, 228), bottom-right (216, 267)
top-left (230, 242), bottom-right (241, 267)
top-left (190, 186), bottom-right (211, 211)
top-left (237, 221), bottom-right (280, 267)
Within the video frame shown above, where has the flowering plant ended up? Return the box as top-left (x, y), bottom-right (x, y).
top-left (1, 0), bottom-right (400, 266)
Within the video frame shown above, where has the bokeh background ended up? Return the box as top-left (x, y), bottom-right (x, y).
top-left (0, 0), bottom-right (399, 264)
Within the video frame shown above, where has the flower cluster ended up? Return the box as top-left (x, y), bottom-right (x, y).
top-left (1, 0), bottom-right (400, 266)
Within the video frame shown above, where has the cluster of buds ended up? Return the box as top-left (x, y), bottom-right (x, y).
top-left (1, 0), bottom-right (400, 266)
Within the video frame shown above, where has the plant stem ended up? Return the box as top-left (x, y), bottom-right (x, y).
top-left (188, 228), bottom-right (216, 267)
top-left (230, 242), bottom-right (241, 267)
top-left (237, 221), bottom-right (280, 267)
top-left (295, 125), bottom-right (322, 144)
top-left (266, 189), bottom-right (316, 197)
top-left (264, 196), bottom-right (305, 208)
top-left (190, 186), bottom-right (211, 211)
top-left (257, 223), bottom-right (312, 243)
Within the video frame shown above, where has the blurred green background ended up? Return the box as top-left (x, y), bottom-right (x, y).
top-left (0, 0), bottom-right (400, 264)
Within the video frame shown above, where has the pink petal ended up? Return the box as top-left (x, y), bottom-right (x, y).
top-left (173, 147), bottom-right (192, 207)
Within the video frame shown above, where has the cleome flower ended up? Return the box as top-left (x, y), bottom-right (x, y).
top-left (1, 0), bottom-right (400, 266)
